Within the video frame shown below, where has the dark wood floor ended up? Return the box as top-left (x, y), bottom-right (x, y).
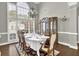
top-left (0, 43), bottom-right (79, 56)
top-left (55, 44), bottom-right (79, 56)
top-left (0, 43), bottom-right (18, 56)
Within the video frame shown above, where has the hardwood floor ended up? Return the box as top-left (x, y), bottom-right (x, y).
top-left (0, 43), bottom-right (79, 56)
top-left (0, 43), bottom-right (19, 56)
top-left (55, 44), bottom-right (79, 56)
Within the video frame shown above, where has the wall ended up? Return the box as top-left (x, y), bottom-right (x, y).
top-left (0, 2), bottom-right (7, 33)
top-left (0, 2), bottom-right (8, 43)
top-left (77, 3), bottom-right (79, 43)
top-left (39, 2), bottom-right (78, 49)
top-left (39, 2), bottom-right (69, 19)
top-left (58, 6), bottom-right (77, 49)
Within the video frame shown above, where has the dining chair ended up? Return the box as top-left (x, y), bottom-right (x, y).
top-left (17, 31), bottom-right (30, 55)
top-left (40, 33), bottom-right (59, 56)
top-left (17, 30), bottom-right (37, 56)
top-left (17, 31), bottom-right (29, 48)
top-left (21, 32), bottom-right (37, 56)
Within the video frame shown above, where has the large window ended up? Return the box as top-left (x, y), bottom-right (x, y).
top-left (17, 2), bottom-right (30, 20)
top-left (8, 2), bottom-right (36, 41)
top-left (8, 2), bottom-right (36, 33)
top-left (8, 3), bottom-right (16, 21)
top-left (17, 2), bottom-right (30, 31)
top-left (8, 3), bottom-right (17, 40)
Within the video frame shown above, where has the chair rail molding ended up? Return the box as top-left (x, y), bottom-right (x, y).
top-left (58, 32), bottom-right (77, 35)
top-left (0, 32), bottom-right (8, 34)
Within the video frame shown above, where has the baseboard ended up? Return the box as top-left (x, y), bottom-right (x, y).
top-left (69, 44), bottom-right (78, 49)
top-left (58, 41), bottom-right (78, 49)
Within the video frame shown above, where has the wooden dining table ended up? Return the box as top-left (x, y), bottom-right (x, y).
top-left (24, 33), bottom-right (49, 56)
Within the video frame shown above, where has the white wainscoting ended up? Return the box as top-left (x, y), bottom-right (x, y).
top-left (58, 32), bottom-right (78, 49)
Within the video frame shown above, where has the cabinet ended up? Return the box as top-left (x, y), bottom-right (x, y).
top-left (40, 17), bottom-right (58, 35)
top-left (40, 17), bottom-right (58, 43)
top-left (40, 17), bottom-right (49, 35)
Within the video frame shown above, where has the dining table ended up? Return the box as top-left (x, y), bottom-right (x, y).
top-left (24, 33), bottom-right (49, 56)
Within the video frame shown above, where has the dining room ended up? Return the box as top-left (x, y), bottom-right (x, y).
top-left (0, 2), bottom-right (79, 56)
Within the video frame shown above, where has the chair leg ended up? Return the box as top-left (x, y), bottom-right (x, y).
top-left (53, 49), bottom-right (54, 56)
top-left (53, 44), bottom-right (55, 56)
top-left (48, 48), bottom-right (55, 56)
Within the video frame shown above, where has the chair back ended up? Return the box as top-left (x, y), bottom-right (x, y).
top-left (49, 33), bottom-right (56, 50)
top-left (17, 30), bottom-right (27, 49)
top-left (17, 31), bottom-right (23, 45)
top-left (21, 32), bottom-right (27, 48)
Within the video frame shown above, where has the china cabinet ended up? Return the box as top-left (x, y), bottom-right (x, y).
top-left (40, 17), bottom-right (58, 43)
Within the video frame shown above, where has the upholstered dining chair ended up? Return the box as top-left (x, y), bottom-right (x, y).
top-left (17, 31), bottom-right (30, 55)
top-left (17, 31), bottom-right (37, 56)
top-left (40, 33), bottom-right (59, 56)
top-left (17, 31), bottom-right (30, 49)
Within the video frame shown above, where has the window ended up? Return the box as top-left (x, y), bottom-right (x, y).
top-left (17, 2), bottom-right (30, 20)
top-left (8, 3), bottom-right (17, 31)
top-left (17, 2), bottom-right (32, 32)
top-left (8, 3), bottom-right (17, 40)
top-left (10, 33), bottom-right (16, 40)
top-left (8, 3), bottom-right (16, 20)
